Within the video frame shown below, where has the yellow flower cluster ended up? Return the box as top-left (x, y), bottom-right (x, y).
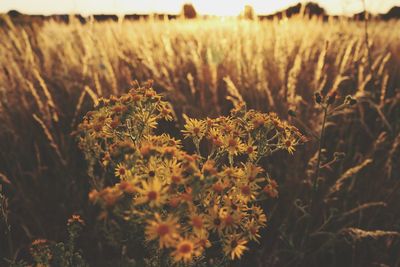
top-left (78, 81), bottom-right (303, 264)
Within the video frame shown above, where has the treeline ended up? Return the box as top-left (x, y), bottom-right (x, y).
top-left (2, 2), bottom-right (400, 26)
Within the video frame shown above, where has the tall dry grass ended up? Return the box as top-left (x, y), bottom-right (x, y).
top-left (0, 16), bottom-right (399, 266)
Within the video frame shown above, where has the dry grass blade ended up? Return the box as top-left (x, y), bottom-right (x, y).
top-left (26, 80), bottom-right (47, 119)
top-left (367, 100), bottom-right (393, 132)
top-left (328, 75), bottom-right (351, 95)
top-left (187, 73), bottom-right (196, 96)
top-left (341, 227), bottom-right (400, 241)
top-left (33, 69), bottom-right (59, 122)
top-left (385, 134), bottom-right (400, 179)
top-left (380, 72), bottom-right (389, 107)
top-left (326, 158), bottom-right (373, 197)
top-left (224, 76), bottom-right (244, 108)
top-left (315, 41), bottom-right (329, 88)
top-left (84, 85), bottom-right (99, 106)
top-left (287, 54), bottom-right (302, 109)
top-left (32, 114), bottom-right (66, 166)
top-left (340, 202), bottom-right (386, 218)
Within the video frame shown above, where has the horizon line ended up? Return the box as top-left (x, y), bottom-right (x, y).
top-left (1, 2), bottom-right (399, 17)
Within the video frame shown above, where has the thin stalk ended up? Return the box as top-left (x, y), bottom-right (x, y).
top-left (7, 226), bottom-right (13, 263)
top-left (303, 105), bottom-right (328, 250)
top-left (312, 106), bottom-right (328, 198)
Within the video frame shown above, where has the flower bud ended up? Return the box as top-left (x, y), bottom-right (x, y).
top-left (327, 92), bottom-right (337, 105)
top-left (345, 95), bottom-right (357, 106)
top-left (333, 152), bottom-right (346, 160)
top-left (288, 109), bottom-right (297, 117)
top-left (314, 92), bottom-right (322, 104)
top-left (349, 98), bottom-right (357, 106)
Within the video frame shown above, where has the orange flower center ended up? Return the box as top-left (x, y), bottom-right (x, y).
top-left (147, 191), bottom-right (158, 201)
top-left (179, 243), bottom-right (192, 254)
top-left (224, 215), bottom-right (234, 225)
top-left (132, 94), bottom-right (142, 101)
top-left (192, 216), bottom-right (203, 229)
top-left (253, 118), bottom-right (264, 128)
top-left (193, 127), bottom-right (200, 134)
top-left (169, 197), bottom-right (180, 208)
top-left (228, 138), bottom-right (237, 147)
top-left (213, 183), bottom-right (224, 193)
top-left (110, 118), bottom-right (120, 129)
top-left (118, 168), bottom-right (126, 175)
top-left (93, 124), bottom-right (103, 132)
top-left (285, 140), bottom-right (292, 147)
top-left (241, 185), bottom-right (251, 196)
top-left (140, 145), bottom-right (151, 156)
top-left (156, 224), bottom-right (170, 236)
top-left (226, 169), bottom-right (233, 176)
top-left (113, 106), bottom-right (123, 113)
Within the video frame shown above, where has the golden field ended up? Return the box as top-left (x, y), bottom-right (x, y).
top-left (0, 16), bottom-right (399, 266)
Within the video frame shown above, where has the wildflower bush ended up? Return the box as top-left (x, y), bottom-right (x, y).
top-left (77, 81), bottom-right (303, 265)
top-left (9, 215), bottom-right (87, 267)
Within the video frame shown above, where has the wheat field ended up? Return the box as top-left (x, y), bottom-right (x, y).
top-left (0, 16), bottom-right (399, 266)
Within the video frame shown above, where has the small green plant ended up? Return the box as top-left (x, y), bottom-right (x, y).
top-left (17, 215), bottom-right (88, 267)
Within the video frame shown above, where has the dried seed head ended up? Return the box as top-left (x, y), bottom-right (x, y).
top-left (334, 152), bottom-right (346, 160)
top-left (327, 92), bottom-right (337, 105)
top-left (314, 92), bottom-right (322, 104)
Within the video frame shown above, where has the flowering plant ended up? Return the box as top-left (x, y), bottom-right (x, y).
top-left (26, 215), bottom-right (87, 267)
top-left (78, 80), bottom-right (303, 265)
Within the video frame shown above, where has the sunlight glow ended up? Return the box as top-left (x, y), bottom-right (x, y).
top-left (0, 0), bottom-right (399, 15)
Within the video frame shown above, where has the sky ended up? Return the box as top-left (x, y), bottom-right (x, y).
top-left (0, 0), bottom-right (399, 16)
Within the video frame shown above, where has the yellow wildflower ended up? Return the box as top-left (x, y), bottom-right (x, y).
top-left (223, 234), bottom-right (248, 260)
top-left (145, 213), bottom-right (180, 249)
top-left (171, 238), bottom-right (197, 263)
top-left (182, 114), bottom-right (207, 139)
top-left (135, 178), bottom-right (168, 207)
top-left (114, 163), bottom-right (130, 178)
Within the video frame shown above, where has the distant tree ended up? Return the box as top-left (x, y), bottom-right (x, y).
top-left (7, 10), bottom-right (22, 17)
top-left (243, 5), bottom-right (255, 20)
top-left (181, 3), bottom-right (197, 19)
top-left (382, 6), bottom-right (400, 20)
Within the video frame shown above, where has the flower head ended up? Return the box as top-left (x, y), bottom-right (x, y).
top-left (223, 234), bottom-right (248, 260)
top-left (145, 213), bottom-right (180, 249)
top-left (182, 114), bottom-right (207, 140)
top-left (136, 178), bottom-right (168, 207)
top-left (171, 238), bottom-right (198, 263)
